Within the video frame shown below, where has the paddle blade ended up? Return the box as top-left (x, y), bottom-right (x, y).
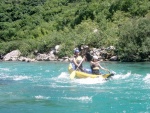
top-left (103, 73), bottom-right (114, 79)
top-left (70, 71), bottom-right (76, 79)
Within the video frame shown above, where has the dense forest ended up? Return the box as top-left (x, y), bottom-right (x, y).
top-left (0, 0), bottom-right (150, 61)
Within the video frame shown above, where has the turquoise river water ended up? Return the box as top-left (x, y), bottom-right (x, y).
top-left (0, 61), bottom-right (150, 113)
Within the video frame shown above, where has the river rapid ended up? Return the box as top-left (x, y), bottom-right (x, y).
top-left (0, 61), bottom-right (150, 113)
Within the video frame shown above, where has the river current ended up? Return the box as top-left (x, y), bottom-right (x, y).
top-left (0, 61), bottom-right (150, 113)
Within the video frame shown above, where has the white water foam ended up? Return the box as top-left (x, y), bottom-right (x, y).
top-left (35, 95), bottom-right (50, 100)
top-left (73, 77), bottom-right (106, 84)
top-left (51, 72), bottom-right (70, 82)
top-left (57, 72), bottom-right (69, 79)
top-left (62, 96), bottom-right (92, 103)
top-left (13, 75), bottom-right (31, 81)
top-left (0, 74), bottom-right (31, 81)
top-left (112, 72), bottom-right (131, 80)
top-left (50, 72), bottom-right (70, 84)
top-left (0, 68), bottom-right (10, 71)
top-left (143, 74), bottom-right (150, 84)
top-left (54, 72), bottom-right (108, 85)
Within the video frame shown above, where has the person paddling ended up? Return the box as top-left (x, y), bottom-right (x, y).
top-left (90, 56), bottom-right (109, 75)
top-left (72, 49), bottom-right (85, 71)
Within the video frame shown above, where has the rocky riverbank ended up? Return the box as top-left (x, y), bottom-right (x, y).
top-left (0, 45), bottom-right (118, 62)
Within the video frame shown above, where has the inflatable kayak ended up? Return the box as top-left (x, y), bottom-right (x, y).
top-left (68, 63), bottom-right (114, 79)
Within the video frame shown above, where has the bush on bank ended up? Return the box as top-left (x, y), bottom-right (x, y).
top-left (0, 0), bottom-right (150, 61)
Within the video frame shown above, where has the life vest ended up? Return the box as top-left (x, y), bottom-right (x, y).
top-left (91, 65), bottom-right (99, 70)
top-left (75, 56), bottom-right (83, 64)
top-left (91, 64), bottom-right (100, 75)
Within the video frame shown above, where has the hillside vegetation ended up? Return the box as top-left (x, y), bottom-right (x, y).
top-left (0, 0), bottom-right (150, 61)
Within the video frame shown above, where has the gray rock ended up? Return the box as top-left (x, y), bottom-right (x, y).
top-left (19, 57), bottom-right (36, 62)
top-left (36, 54), bottom-right (49, 61)
top-left (36, 53), bottom-right (57, 61)
top-left (110, 56), bottom-right (118, 61)
top-left (3, 50), bottom-right (21, 61)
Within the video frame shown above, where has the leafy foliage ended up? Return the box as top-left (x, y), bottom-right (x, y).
top-left (0, 0), bottom-right (150, 61)
top-left (117, 17), bottom-right (150, 61)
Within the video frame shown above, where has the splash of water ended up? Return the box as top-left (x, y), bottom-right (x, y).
top-left (62, 96), bottom-right (92, 103)
top-left (143, 73), bottom-right (150, 84)
top-left (112, 72), bottom-right (131, 80)
top-left (35, 95), bottom-right (50, 100)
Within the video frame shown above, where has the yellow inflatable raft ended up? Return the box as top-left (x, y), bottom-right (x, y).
top-left (68, 63), bottom-right (114, 79)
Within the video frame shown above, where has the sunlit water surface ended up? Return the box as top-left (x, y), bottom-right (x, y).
top-left (0, 61), bottom-right (150, 113)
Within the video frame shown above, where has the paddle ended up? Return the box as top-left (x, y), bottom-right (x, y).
top-left (103, 62), bottom-right (111, 73)
top-left (70, 58), bottom-right (84, 79)
top-left (98, 62), bottom-right (110, 74)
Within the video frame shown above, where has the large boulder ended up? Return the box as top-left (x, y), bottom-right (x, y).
top-left (110, 56), bottom-right (118, 61)
top-left (3, 50), bottom-right (21, 61)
